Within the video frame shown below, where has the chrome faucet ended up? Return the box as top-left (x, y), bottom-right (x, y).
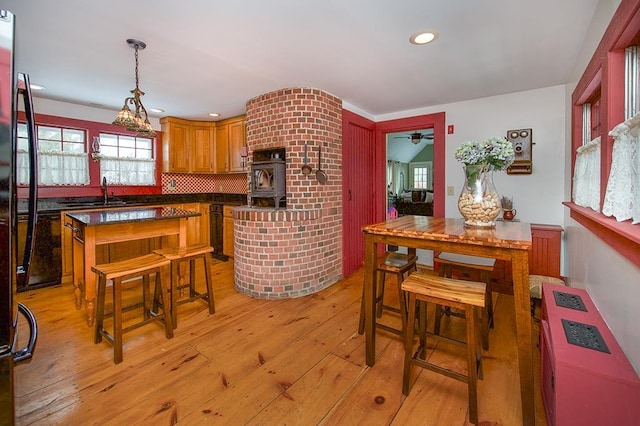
top-left (101, 176), bottom-right (108, 205)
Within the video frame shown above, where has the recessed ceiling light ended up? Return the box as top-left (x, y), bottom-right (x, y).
top-left (29, 83), bottom-right (45, 90)
top-left (409, 30), bottom-right (439, 45)
top-left (149, 108), bottom-right (164, 113)
top-left (208, 112), bottom-right (220, 117)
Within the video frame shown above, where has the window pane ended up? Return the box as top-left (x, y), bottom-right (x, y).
top-left (17, 123), bottom-right (27, 138)
top-left (119, 147), bottom-right (135, 158)
top-left (63, 128), bottom-right (85, 142)
top-left (38, 126), bottom-right (61, 141)
top-left (100, 133), bottom-right (118, 147)
top-left (65, 142), bottom-right (85, 153)
top-left (101, 145), bottom-right (118, 157)
top-left (136, 149), bottom-right (151, 159)
top-left (136, 138), bottom-right (152, 150)
top-left (39, 140), bottom-right (62, 151)
top-left (119, 136), bottom-right (136, 148)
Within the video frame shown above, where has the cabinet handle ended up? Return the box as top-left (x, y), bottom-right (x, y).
top-left (64, 222), bottom-right (79, 233)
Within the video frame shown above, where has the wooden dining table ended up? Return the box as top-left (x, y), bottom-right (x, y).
top-left (66, 207), bottom-right (200, 327)
top-left (362, 215), bottom-right (534, 425)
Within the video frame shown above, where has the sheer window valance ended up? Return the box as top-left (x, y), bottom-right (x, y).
top-left (17, 150), bottom-right (90, 186)
top-left (602, 113), bottom-right (640, 224)
top-left (100, 156), bottom-right (156, 186)
top-left (573, 137), bottom-right (601, 212)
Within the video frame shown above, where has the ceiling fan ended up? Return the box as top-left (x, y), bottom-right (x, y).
top-left (394, 131), bottom-right (434, 144)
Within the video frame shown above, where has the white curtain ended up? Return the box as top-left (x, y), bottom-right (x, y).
top-left (17, 150), bottom-right (90, 185)
top-left (386, 160), bottom-right (404, 195)
top-left (100, 156), bottom-right (156, 185)
top-left (602, 113), bottom-right (640, 224)
top-left (572, 137), bottom-right (601, 212)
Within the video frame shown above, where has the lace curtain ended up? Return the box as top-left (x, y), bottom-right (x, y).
top-left (100, 156), bottom-right (156, 185)
top-left (602, 113), bottom-right (640, 224)
top-left (17, 150), bottom-right (89, 185)
top-left (572, 137), bottom-right (601, 212)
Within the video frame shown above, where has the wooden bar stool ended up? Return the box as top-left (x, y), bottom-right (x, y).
top-left (401, 272), bottom-right (486, 425)
top-left (358, 251), bottom-right (418, 337)
top-left (93, 254), bottom-right (173, 364)
top-left (154, 244), bottom-right (215, 328)
top-left (433, 252), bottom-right (495, 350)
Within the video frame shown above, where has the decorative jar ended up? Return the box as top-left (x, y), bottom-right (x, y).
top-left (457, 164), bottom-right (501, 228)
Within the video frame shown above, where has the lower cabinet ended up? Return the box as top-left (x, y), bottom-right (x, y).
top-left (223, 205), bottom-right (235, 258)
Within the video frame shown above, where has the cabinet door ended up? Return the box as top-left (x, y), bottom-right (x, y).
top-left (215, 124), bottom-right (230, 173)
top-left (228, 120), bottom-right (246, 172)
top-left (223, 216), bottom-right (234, 257)
top-left (165, 121), bottom-right (190, 173)
top-left (191, 126), bottom-right (214, 173)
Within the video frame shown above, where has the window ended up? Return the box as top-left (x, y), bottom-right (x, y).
top-left (17, 123), bottom-right (89, 185)
top-left (98, 133), bottom-right (156, 185)
top-left (568, 0), bottom-right (640, 268)
top-left (409, 161), bottom-right (432, 190)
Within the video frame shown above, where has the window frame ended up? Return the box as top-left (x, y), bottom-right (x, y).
top-left (17, 111), bottom-right (163, 199)
top-left (566, 0), bottom-right (640, 268)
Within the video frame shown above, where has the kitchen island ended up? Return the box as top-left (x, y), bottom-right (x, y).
top-left (66, 206), bottom-right (200, 326)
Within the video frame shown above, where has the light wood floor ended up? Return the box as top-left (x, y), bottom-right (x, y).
top-left (15, 259), bottom-right (548, 425)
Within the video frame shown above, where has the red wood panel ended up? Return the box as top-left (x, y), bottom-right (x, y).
top-left (342, 110), bottom-right (376, 277)
top-left (529, 224), bottom-right (563, 278)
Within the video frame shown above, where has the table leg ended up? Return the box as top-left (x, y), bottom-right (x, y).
top-left (83, 227), bottom-right (97, 327)
top-left (72, 232), bottom-right (83, 310)
top-left (512, 249), bottom-right (535, 426)
top-left (364, 234), bottom-right (376, 366)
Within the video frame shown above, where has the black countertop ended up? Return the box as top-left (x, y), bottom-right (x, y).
top-left (18, 193), bottom-right (247, 214)
top-left (66, 207), bottom-right (200, 226)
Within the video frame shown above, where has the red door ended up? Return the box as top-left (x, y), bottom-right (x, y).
top-left (342, 110), bottom-right (376, 277)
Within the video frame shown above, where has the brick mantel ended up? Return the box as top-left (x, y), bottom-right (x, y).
top-left (234, 88), bottom-right (343, 299)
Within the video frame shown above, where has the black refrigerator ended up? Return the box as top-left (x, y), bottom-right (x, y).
top-left (0, 9), bottom-right (38, 426)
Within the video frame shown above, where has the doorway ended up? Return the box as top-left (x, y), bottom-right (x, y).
top-left (386, 128), bottom-right (434, 218)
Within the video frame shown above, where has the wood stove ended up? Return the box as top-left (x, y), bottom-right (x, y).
top-left (250, 148), bottom-right (286, 209)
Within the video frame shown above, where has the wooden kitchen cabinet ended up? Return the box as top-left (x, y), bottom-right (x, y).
top-left (161, 117), bottom-right (215, 173)
top-left (215, 115), bottom-right (246, 173)
top-left (223, 205), bottom-right (235, 257)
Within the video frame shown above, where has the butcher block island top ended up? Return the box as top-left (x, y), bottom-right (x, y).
top-left (66, 206), bottom-right (200, 226)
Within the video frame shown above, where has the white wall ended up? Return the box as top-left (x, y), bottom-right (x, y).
top-left (31, 97), bottom-right (161, 130)
top-left (563, 0), bottom-right (640, 374)
top-left (378, 85), bottom-right (567, 231)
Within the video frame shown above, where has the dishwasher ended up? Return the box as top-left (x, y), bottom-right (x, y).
top-left (209, 203), bottom-right (228, 261)
top-left (17, 211), bottom-right (62, 291)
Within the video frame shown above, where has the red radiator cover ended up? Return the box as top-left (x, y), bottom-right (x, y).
top-left (541, 283), bottom-right (640, 426)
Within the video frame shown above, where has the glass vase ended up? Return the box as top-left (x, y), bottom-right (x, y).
top-left (458, 164), bottom-right (501, 228)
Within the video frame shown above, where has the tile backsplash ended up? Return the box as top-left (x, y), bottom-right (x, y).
top-left (161, 173), bottom-right (247, 194)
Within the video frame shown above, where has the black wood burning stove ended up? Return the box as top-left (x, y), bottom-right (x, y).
top-left (250, 148), bottom-right (286, 209)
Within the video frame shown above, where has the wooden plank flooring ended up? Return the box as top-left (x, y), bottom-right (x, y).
top-left (14, 259), bottom-right (548, 425)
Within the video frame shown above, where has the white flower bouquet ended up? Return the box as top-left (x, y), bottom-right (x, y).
top-left (454, 137), bottom-right (515, 171)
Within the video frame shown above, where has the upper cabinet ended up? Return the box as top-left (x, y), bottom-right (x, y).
top-left (160, 117), bottom-right (215, 174)
top-left (215, 116), bottom-right (247, 173)
top-left (161, 115), bottom-right (246, 174)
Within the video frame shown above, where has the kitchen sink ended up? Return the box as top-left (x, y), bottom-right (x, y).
top-left (61, 200), bottom-right (130, 209)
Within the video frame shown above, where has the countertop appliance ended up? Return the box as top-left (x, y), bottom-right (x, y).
top-left (0, 9), bottom-right (39, 425)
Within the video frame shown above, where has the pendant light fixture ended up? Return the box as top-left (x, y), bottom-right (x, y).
top-left (112, 39), bottom-right (156, 138)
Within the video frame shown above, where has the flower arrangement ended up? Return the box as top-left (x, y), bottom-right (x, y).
top-left (455, 137), bottom-right (515, 171)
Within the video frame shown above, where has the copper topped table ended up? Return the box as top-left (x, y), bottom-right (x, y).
top-left (362, 215), bottom-right (534, 425)
top-left (66, 207), bottom-right (200, 327)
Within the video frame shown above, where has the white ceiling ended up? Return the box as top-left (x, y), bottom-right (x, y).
top-left (4, 0), bottom-right (599, 122)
